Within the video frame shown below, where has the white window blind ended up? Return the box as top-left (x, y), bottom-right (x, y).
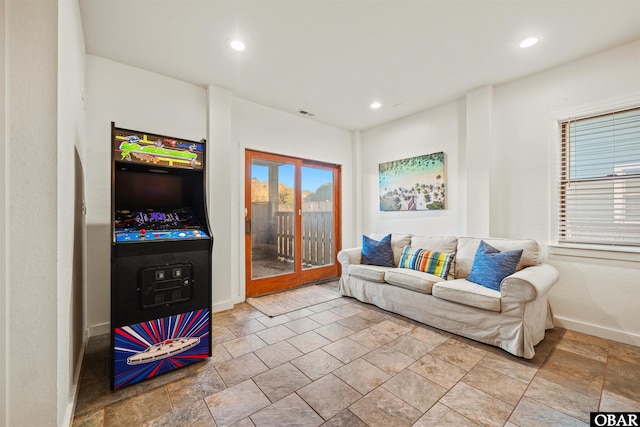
top-left (559, 107), bottom-right (640, 247)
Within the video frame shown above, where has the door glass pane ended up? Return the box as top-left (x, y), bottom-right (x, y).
top-left (302, 166), bottom-right (334, 270)
top-left (251, 160), bottom-right (295, 279)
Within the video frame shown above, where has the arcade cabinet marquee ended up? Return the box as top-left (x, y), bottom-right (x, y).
top-left (110, 123), bottom-right (213, 389)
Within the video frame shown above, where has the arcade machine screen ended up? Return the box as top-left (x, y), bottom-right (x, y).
top-left (111, 124), bottom-right (212, 390)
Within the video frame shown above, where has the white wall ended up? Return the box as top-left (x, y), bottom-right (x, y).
top-left (0, 0), bottom-right (7, 423)
top-left (492, 40), bottom-right (640, 345)
top-left (232, 97), bottom-right (354, 295)
top-left (361, 40), bottom-right (640, 346)
top-left (361, 100), bottom-right (466, 237)
top-left (85, 57), bottom-right (353, 331)
top-left (6, 1), bottom-right (59, 425)
top-left (85, 55), bottom-right (208, 334)
top-left (58, 0), bottom-right (87, 424)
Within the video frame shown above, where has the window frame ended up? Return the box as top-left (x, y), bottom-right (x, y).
top-left (550, 94), bottom-right (640, 260)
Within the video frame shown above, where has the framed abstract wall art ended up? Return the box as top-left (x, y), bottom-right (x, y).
top-left (379, 151), bottom-right (446, 211)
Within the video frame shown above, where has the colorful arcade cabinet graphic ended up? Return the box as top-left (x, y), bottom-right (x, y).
top-left (113, 309), bottom-right (210, 389)
top-left (111, 123), bottom-right (213, 389)
top-left (113, 129), bottom-right (204, 169)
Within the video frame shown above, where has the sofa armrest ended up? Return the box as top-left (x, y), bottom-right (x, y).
top-left (337, 247), bottom-right (363, 272)
top-left (500, 264), bottom-right (559, 303)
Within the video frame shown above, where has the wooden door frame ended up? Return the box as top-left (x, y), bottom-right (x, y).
top-left (244, 149), bottom-right (341, 297)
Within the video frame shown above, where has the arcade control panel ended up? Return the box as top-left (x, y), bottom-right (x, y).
top-left (115, 208), bottom-right (209, 242)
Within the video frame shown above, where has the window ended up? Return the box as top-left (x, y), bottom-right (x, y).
top-left (559, 107), bottom-right (640, 247)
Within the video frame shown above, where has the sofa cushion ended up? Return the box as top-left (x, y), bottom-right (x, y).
top-left (348, 264), bottom-right (391, 283)
top-left (466, 241), bottom-right (523, 291)
top-left (362, 234), bottom-right (395, 267)
top-left (455, 237), bottom-right (541, 279)
top-left (384, 268), bottom-right (445, 294)
top-left (370, 233), bottom-right (412, 266)
top-left (398, 246), bottom-right (454, 279)
top-left (410, 235), bottom-right (458, 253)
top-left (432, 279), bottom-right (501, 312)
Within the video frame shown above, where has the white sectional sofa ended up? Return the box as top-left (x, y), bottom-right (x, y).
top-left (337, 234), bottom-right (559, 359)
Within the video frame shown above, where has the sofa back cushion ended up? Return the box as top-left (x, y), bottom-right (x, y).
top-left (455, 237), bottom-right (541, 279)
top-left (410, 235), bottom-right (458, 253)
top-left (369, 233), bottom-right (412, 266)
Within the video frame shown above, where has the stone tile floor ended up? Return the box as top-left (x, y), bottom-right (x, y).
top-left (72, 283), bottom-right (640, 426)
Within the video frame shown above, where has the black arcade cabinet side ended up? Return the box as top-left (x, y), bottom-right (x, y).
top-left (110, 123), bottom-right (213, 390)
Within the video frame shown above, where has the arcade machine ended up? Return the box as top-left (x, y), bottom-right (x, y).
top-left (110, 123), bottom-right (212, 389)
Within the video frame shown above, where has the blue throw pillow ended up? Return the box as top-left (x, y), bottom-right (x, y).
top-left (466, 240), bottom-right (523, 291)
top-left (362, 234), bottom-right (395, 267)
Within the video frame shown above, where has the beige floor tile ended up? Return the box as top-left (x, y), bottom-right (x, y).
top-left (413, 402), bottom-right (479, 427)
top-left (255, 324), bottom-right (297, 345)
top-left (215, 353), bottom-right (269, 386)
top-left (283, 317), bottom-right (322, 334)
top-left (509, 396), bottom-right (587, 427)
top-left (329, 304), bottom-right (364, 318)
top-left (409, 354), bottom-right (467, 389)
top-left (608, 340), bottom-right (640, 365)
top-left (223, 334), bottom-right (268, 358)
top-left (538, 348), bottom-right (606, 399)
top-left (255, 314), bottom-right (292, 328)
top-left (249, 393), bottom-right (323, 427)
top-left (336, 314), bottom-right (379, 332)
top-left (406, 325), bottom-right (449, 348)
top-left (227, 319), bottom-right (267, 338)
top-left (166, 366), bottom-right (226, 408)
top-left (297, 374), bottom-right (362, 421)
top-left (254, 340), bottom-right (303, 369)
top-left (462, 363), bottom-right (528, 405)
top-left (72, 409), bottom-right (104, 427)
top-left (308, 309), bottom-right (344, 325)
top-left (603, 368), bottom-right (640, 403)
top-left (290, 349), bottom-right (344, 380)
top-left (348, 387), bottom-right (422, 427)
top-left (73, 290), bottom-right (640, 427)
top-left (386, 334), bottom-right (433, 360)
top-left (103, 387), bottom-right (173, 427)
top-left (478, 352), bottom-right (538, 383)
top-left (600, 389), bottom-right (640, 411)
top-left (348, 327), bottom-right (394, 350)
top-left (205, 379), bottom-right (270, 426)
top-left (144, 399), bottom-right (216, 427)
top-left (429, 338), bottom-right (486, 371)
top-left (314, 322), bottom-right (356, 341)
top-left (525, 376), bottom-right (599, 422)
top-left (322, 410), bottom-right (367, 427)
top-left (382, 369), bottom-right (446, 412)
top-left (323, 337), bottom-right (370, 364)
top-left (371, 319), bottom-right (412, 338)
top-left (333, 358), bottom-right (390, 395)
top-left (252, 362), bottom-right (311, 402)
top-left (556, 330), bottom-right (610, 362)
top-left (362, 345), bottom-right (414, 375)
top-left (439, 382), bottom-right (513, 427)
top-left (286, 330), bottom-right (331, 353)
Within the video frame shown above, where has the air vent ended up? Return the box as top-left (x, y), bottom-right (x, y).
top-left (298, 110), bottom-right (315, 117)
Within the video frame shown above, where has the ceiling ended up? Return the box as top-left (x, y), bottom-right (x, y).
top-left (79, 0), bottom-right (640, 131)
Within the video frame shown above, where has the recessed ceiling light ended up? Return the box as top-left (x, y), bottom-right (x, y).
top-left (370, 102), bottom-right (382, 109)
top-left (519, 37), bottom-right (539, 48)
top-left (230, 39), bottom-right (246, 51)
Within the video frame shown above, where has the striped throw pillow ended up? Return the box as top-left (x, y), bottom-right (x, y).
top-left (399, 246), bottom-right (454, 279)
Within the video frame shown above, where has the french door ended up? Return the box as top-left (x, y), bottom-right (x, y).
top-left (245, 150), bottom-right (341, 297)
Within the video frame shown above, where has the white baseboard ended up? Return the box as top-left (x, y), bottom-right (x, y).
top-left (88, 322), bottom-right (111, 338)
top-left (554, 316), bottom-right (640, 347)
top-left (65, 330), bottom-right (89, 426)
